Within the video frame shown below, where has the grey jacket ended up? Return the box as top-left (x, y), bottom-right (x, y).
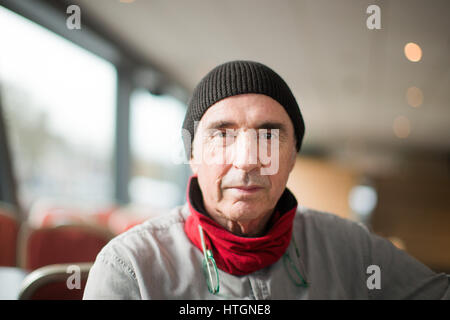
top-left (83, 204), bottom-right (450, 299)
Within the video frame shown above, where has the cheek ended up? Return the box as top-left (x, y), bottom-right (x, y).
top-left (197, 163), bottom-right (231, 200)
top-left (197, 163), bottom-right (228, 181)
top-left (265, 148), bottom-right (294, 191)
top-left (279, 149), bottom-right (295, 175)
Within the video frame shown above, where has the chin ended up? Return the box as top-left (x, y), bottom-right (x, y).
top-left (226, 200), bottom-right (267, 221)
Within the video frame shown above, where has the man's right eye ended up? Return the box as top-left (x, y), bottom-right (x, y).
top-left (212, 130), bottom-right (233, 138)
top-left (214, 131), bottom-right (227, 138)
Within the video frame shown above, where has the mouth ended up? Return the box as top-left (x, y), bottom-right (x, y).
top-left (227, 186), bottom-right (264, 194)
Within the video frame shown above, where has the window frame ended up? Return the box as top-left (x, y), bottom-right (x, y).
top-left (0, 0), bottom-right (188, 211)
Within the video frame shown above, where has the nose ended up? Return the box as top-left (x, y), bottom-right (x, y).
top-left (232, 130), bottom-right (261, 172)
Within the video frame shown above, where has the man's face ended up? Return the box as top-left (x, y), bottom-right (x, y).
top-left (189, 93), bottom-right (297, 224)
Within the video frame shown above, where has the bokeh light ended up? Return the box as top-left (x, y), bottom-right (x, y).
top-left (393, 115), bottom-right (411, 138)
top-left (404, 42), bottom-right (422, 62)
top-left (406, 86), bottom-right (424, 108)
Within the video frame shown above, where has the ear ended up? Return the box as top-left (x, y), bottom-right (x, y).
top-left (189, 157), bottom-right (199, 175)
top-left (189, 135), bottom-right (199, 174)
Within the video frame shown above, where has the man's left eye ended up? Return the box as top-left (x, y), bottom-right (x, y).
top-left (259, 131), bottom-right (274, 139)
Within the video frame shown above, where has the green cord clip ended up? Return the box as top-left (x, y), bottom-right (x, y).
top-left (199, 226), bottom-right (220, 294)
top-left (283, 233), bottom-right (309, 288)
top-left (283, 253), bottom-right (309, 288)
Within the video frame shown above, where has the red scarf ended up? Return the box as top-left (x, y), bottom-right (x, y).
top-left (184, 176), bottom-right (298, 276)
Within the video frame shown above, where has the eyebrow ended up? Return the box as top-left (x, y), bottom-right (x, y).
top-left (206, 120), bottom-right (288, 134)
top-left (205, 120), bottom-right (237, 130)
top-left (257, 121), bottom-right (287, 133)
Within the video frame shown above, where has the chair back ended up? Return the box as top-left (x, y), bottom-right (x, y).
top-left (19, 223), bottom-right (113, 270)
top-left (18, 263), bottom-right (92, 300)
top-left (0, 202), bottom-right (19, 266)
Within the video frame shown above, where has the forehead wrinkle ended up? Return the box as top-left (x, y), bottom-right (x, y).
top-left (200, 94), bottom-right (294, 134)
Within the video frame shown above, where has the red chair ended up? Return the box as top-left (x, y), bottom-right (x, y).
top-left (18, 263), bottom-right (92, 300)
top-left (18, 223), bottom-right (114, 271)
top-left (28, 199), bottom-right (94, 228)
top-left (90, 205), bottom-right (118, 229)
top-left (0, 202), bottom-right (20, 266)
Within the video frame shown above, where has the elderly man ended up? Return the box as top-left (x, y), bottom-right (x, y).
top-left (84, 60), bottom-right (449, 299)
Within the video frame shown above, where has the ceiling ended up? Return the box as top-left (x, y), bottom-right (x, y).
top-left (69, 0), bottom-right (450, 159)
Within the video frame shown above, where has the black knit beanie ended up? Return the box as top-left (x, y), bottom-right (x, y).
top-left (182, 60), bottom-right (305, 158)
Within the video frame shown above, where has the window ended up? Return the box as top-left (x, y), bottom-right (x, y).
top-left (0, 6), bottom-right (117, 212)
top-left (130, 89), bottom-right (188, 209)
